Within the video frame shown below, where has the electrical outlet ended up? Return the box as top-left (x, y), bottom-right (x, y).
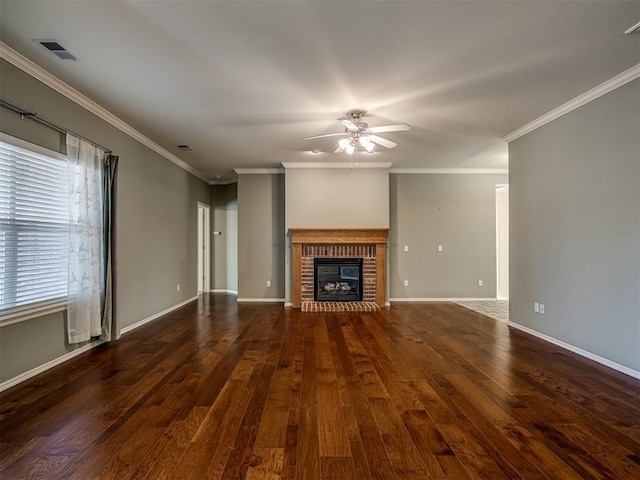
top-left (177, 284), bottom-right (180, 292)
top-left (534, 302), bottom-right (539, 313)
top-left (266, 280), bottom-right (271, 287)
top-left (403, 245), bottom-right (409, 252)
top-left (539, 304), bottom-right (545, 314)
top-left (478, 280), bottom-right (483, 287)
top-left (403, 280), bottom-right (409, 287)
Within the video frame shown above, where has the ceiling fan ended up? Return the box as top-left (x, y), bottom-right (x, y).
top-left (303, 110), bottom-right (410, 154)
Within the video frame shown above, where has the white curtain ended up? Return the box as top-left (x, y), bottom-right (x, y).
top-left (66, 134), bottom-right (105, 344)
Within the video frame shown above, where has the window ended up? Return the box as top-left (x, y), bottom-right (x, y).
top-left (0, 137), bottom-right (69, 314)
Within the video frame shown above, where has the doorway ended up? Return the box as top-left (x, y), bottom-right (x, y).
top-left (496, 185), bottom-right (509, 300)
top-left (197, 202), bottom-right (211, 294)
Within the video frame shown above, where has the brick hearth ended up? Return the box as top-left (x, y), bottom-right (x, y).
top-left (289, 228), bottom-right (388, 311)
top-left (301, 301), bottom-right (380, 313)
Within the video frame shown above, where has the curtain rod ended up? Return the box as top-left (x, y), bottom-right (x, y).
top-left (0, 97), bottom-right (112, 153)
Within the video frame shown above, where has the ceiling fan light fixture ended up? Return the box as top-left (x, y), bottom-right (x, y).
top-left (338, 138), bottom-right (350, 150)
top-left (303, 110), bottom-right (409, 156)
top-left (359, 136), bottom-right (374, 152)
top-left (345, 143), bottom-right (355, 155)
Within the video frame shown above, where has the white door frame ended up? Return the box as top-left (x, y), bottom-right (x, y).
top-left (197, 202), bottom-right (211, 293)
top-left (496, 185), bottom-right (509, 301)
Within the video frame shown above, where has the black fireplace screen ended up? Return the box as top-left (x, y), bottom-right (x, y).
top-left (314, 257), bottom-right (363, 302)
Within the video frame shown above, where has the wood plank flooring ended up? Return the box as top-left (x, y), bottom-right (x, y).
top-left (1, 294), bottom-right (639, 479)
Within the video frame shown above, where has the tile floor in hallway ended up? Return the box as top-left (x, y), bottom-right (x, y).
top-left (454, 300), bottom-right (509, 322)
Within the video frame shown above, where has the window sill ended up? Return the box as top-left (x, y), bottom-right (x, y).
top-left (0, 302), bottom-right (67, 327)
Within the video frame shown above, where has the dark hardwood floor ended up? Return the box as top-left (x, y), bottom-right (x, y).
top-left (1, 294), bottom-right (639, 479)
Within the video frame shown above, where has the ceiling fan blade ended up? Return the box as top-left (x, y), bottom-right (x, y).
top-left (303, 133), bottom-right (348, 140)
top-left (368, 123), bottom-right (410, 133)
top-left (369, 135), bottom-right (397, 149)
top-left (334, 146), bottom-right (343, 153)
top-left (341, 119), bottom-right (359, 131)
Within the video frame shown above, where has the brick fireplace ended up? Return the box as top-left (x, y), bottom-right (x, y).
top-left (289, 228), bottom-right (388, 311)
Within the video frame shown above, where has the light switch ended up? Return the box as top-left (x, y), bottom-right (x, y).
top-left (404, 245), bottom-right (409, 252)
top-left (438, 245), bottom-right (443, 252)
top-left (403, 280), bottom-right (409, 287)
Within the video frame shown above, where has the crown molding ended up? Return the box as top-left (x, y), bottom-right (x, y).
top-left (282, 162), bottom-right (393, 169)
top-left (390, 168), bottom-right (508, 174)
top-left (503, 63), bottom-right (640, 143)
top-left (625, 20), bottom-right (640, 35)
top-left (234, 168), bottom-right (285, 174)
top-left (0, 42), bottom-right (210, 183)
top-left (209, 178), bottom-right (237, 185)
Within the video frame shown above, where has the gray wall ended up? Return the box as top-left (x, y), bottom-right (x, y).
top-left (389, 173), bottom-right (507, 299)
top-left (509, 79), bottom-right (639, 372)
top-left (285, 167), bottom-right (390, 228)
top-left (237, 174), bottom-right (285, 299)
top-left (0, 59), bottom-right (210, 382)
top-left (211, 183), bottom-right (238, 293)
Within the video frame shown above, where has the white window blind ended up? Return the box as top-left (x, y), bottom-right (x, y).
top-left (0, 138), bottom-right (69, 313)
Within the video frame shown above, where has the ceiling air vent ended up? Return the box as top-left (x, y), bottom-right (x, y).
top-left (36, 40), bottom-right (77, 60)
top-left (176, 145), bottom-right (193, 151)
top-left (625, 21), bottom-right (640, 34)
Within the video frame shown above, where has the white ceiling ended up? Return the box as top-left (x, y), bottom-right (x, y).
top-left (0, 1), bottom-right (638, 182)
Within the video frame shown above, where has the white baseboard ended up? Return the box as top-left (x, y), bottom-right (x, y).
top-left (210, 289), bottom-right (238, 294)
top-left (0, 295), bottom-right (201, 392)
top-left (237, 298), bottom-right (285, 303)
top-left (508, 321), bottom-right (640, 380)
top-left (121, 296), bottom-right (198, 335)
top-left (0, 339), bottom-right (105, 392)
top-left (389, 297), bottom-right (497, 302)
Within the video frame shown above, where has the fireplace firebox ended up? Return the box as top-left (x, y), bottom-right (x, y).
top-left (314, 257), bottom-right (363, 302)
